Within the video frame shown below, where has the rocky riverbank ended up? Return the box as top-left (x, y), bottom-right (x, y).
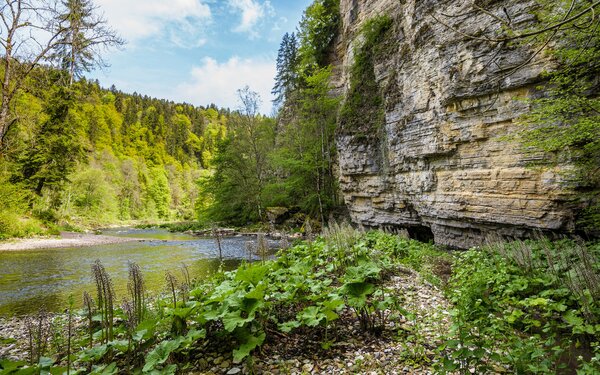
top-left (0, 232), bottom-right (145, 251)
top-left (0, 268), bottom-right (451, 374)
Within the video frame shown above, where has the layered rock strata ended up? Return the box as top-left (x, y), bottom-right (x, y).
top-left (333, 0), bottom-right (574, 248)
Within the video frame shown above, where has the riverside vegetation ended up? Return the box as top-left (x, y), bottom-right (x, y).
top-left (2, 0), bottom-right (597, 238)
top-left (1, 225), bottom-right (599, 374)
top-left (1, 0), bottom-right (600, 374)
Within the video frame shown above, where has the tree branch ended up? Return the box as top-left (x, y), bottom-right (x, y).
top-left (433, 1), bottom-right (600, 43)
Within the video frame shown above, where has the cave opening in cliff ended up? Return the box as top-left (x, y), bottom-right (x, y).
top-left (406, 225), bottom-right (435, 243)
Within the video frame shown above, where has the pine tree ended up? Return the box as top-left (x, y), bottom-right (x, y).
top-left (54, 0), bottom-right (123, 85)
top-left (272, 32), bottom-right (299, 107)
top-left (19, 85), bottom-right (86, 197)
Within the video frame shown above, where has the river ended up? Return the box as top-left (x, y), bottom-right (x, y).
top-left (0, 228), bottom-right (265, 316)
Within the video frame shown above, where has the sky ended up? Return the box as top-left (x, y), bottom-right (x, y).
top-left (89, 0), bottom-right (313, 114)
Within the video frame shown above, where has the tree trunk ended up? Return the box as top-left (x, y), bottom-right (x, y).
top-left (1, 54), bottom-right (14, 149)
top-left (0, 103), bottom-right (11, 147)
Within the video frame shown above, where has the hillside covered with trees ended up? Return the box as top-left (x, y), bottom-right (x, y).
top-left (0, 0), bottom-right (346, 238)
top-left (0, 69), bottom-right (232, 237)
top-left (0, 0), bottom-right (600, 374)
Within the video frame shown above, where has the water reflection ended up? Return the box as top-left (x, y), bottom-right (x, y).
top-left (0, 229), bottom-right (261, 316)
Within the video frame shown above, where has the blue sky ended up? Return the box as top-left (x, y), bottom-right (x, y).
top-left (90, 0), bottom-right (313, 114)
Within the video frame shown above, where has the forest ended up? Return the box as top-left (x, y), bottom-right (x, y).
top-left (0, 0), bottom-right (599, 374)
top-left (0, 0), bottom-right (343, 239)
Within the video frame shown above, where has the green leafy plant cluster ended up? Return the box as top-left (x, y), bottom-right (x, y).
top-left (516, 0), bottom-right (600, 230)
top-left (339, 15), bottom-right (395, 140)
top-left (439, 239), bottom-right (600, 374)
top-left (0, 230), bottom-right (446, 374)
top-left (297, 0), bottom-right (341, 70)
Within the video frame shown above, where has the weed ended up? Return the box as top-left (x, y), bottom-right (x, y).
top-left (24, 309), bottom-right (50, 365)
top-left (127, 261), bottom-right (145, 326)
top-left (212, 224), bottom-right (223, 261)
top-left (82, 291), bottom-right (95, 348)
top-left (256, 233), bottom-right (269, 262)
top-left (165, 271), bottom-right (179, 308)
top-left (92, 259), bottom-right (115, 342)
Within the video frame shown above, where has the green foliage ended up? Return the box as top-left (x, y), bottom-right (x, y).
top-left (339, 15), bottom-right (394, 139)
top-left (439, 239), bottom-right (600, 373)
top-left (272, 32), bottom-right (299, 107)
top-left (297, 0), bottom-right (340, 70)
top-left (1, 69), bottom-right (231, 235)
top-left (148, 167), bottom-right (172, 219)
top-left (1, 230), bottom-right (446, 373)
top-left (517, 0), bottom-right (600, 230)
top-left (201, 89), bottom-right (276, 225)
top-left (268, 67), bottom-right (340, 222)
top-left (142, 338), bottom-right (182, 372)
top-left (18, 85), bottom-right (86, 198)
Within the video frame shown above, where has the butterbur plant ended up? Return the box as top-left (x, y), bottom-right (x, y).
top-left (92, 259), bottom-right (116, 342)
top-left (304, 218), bottom-right (313, 241)
top-left (180, 263), bottom-right (191, 286)
top-left (66, 295), bottom-right (74, 375)
top-left (25, 309), bottom-right (50, 365)
top-left (180, 263), bottom-right (191, 304)
top-left (121, 299), bottom-right (135, 353)
top-left (165, 271), bottom-right (179, 308)
top-left (212, 224), bottom-right (223, 261)
top-left (83, 291), bottom-right (95, 348)
top-left (323, 219), bottom-right (364, 271)
top-left (341, 260), bottom-right (395, 333)
top-left (279, 237), bottom-right (290, 250)
top-left (257, 234), bottom-right (269, 262)
top-left (127, 261), bottom-right (145, 325)
top-left (245, 241), bottom-right (256, 262)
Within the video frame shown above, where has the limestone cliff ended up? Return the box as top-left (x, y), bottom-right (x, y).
top-left (332, 0), bottom-right (575, 248)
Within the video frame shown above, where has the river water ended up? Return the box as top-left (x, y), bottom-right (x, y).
top-left (0, 228), bottom-right (263, 316)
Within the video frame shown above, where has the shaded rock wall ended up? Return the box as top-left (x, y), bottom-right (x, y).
top-left (332, 0), bottom-right (574, 248)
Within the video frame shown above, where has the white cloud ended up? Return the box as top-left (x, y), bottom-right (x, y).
top-left (96, 0), bottom-right (212, 44)
top-left (175, 56), bottom-right (276, 114)
top-left (228, 0), bottom-right (275, 39)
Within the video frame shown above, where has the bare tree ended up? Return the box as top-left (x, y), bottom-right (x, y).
top-left (1, 0), bottom-right (61, 148)
top-left (0, 0), bottom-right (122, 150)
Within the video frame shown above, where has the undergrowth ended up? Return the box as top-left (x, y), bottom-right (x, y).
top-left (0, 228), bottom-right (446, 374)
top-left (439, 239), bottom-right (600, 374)
top-left (2, 231), bottom-right (599, 374)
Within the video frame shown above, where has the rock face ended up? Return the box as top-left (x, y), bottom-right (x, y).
top-left (333, 0), bottom-right (575, 248)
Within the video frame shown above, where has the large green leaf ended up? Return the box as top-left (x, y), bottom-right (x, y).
top-left (78, 344), bottom-right (108, 362)
top-left (342, 282), bottom-right (375, 308)
top-left (232, 331), bottom-right (266, 362)
top-left (142, 338), bottom-right (183, 372)
top-left (236, 264), bottom-right (269, 286)
top-left (90, 362), bottom-right (118, 375)
top-left (344, 261), bottom-right (381, 283)
top-left (133, 319), bottom-right (158, 342)
top-left (298, 306), bottom-right (326, 327)
top-left (0, 359), bottom-right (26, 371)
top-left (222, 311), bottom-right (254, 332)
top-left (278, 320), bottom-right (301, 333)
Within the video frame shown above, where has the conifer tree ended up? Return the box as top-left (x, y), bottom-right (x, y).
top-left (272, 32), bottom-right (299, 107)
top-left (54, 0), bottom-right (123, 85)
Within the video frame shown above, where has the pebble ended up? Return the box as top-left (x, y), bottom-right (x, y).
top-left (0, 266), bottom-right (451, 375)
top-left (302, 363), bottom-right (313, 372)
